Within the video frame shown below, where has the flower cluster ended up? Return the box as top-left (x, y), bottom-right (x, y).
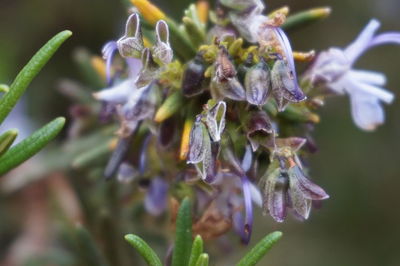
top-left (65, 0), bottom-right (400, 244)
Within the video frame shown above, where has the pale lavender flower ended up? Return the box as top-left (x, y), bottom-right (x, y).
top-left (306, 19), bottom-right (400, 131)
top-left (102, 41), bottom-right (118, 84)
top-left (144, 177), bottom-right (169, 216)
top-left (117, 162), bottom-right (138, 183)
top-left (222, 146), bottom-right (262, 244)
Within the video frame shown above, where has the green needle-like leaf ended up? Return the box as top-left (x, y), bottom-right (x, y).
top-left (282, 7), bottom-right (331, 31)
top-left (236, 231), bottom-right (282, 266)
top-left (172, 197), bottom-right (193, 266)
top-left (0, 117), bottom-right (65, 176)
top-left (0, 30), bottom-right (72, 124)
top-left (189, 235), bottom-right (204, 266)
top-left (195, 253), bottom-right (209, 266)
top-left (124, 234), bottom-right (162, 266)
top-left (0, 129), bottom-right (18, 158)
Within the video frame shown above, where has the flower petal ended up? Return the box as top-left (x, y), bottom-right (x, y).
top-left (349, 69), bottom-right (386, 86)
top-left (344, 19), bottom-right (380, 63)
top-left (349, 89), bottom-right (385, 131)
top-left (93, 78), bottom-right (135, 104)
top-left (102, 41), bottom-right (118, 84)
top-left (368, 32), bottom-right (400, 48)
top-left (144, 177), bottom-right (169, 216)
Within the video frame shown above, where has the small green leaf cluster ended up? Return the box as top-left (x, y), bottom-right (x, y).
top-left (125, 198), bottom-right (282, 266)
top-left (0, 31), bottom-right (72, 175)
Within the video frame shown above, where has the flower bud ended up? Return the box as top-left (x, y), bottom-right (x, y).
top-left (245, 59), bottom-right (271, 106)
top-left (136, 48), bottom-right (159, 88)
top-left (215, 46), bottom-right (236, 82)
top-left (204, 101), bottom-right (226, 142)
top-left (117, 13), bottom-right (144, 58)
top-left (182, 53), bottom-right (206, 97)
top-left (271, 59), bottom-right (306, 111)
top-left (187, 117), bottom-right (210, 164)
top-left (246, 110), bottom-right (273, 151)
top-left (153, 20), bottom-right (173, 65)
top-left (216, 78), bottom-right (246, 101)
top-left (261, 165), bottom-right (289, 222)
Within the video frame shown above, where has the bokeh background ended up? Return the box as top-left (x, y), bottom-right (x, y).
top-left (1, 0), bottom-right (400, 265)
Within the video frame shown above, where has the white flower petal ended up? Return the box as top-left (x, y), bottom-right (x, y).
top-left (344, 19), bottom-right (381, 63)
top-left (249, 182), bottom-right (262, 207)
top-left (368, 32), bottom-right (400, 50)
top-left (349, 69), bottom-right (386, 86)
top-left (346, 77), bottom-right (394, 104)
top-left (93, 78), bottom-right (135, 104)
top-left (349, 90), bottom-right (385, 131)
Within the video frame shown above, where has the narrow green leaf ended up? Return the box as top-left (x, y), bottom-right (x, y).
top-left (171, 197), bottom-right (193, 266)
top-left (236, 231), bottom-right (282, 266)
top-left (74, 224), bottom-right (109, 266)
top-left (282, 7), bottom-right (331, 31)
top-left (189, 235), bottom-right (204, 266)
top-left (0, 30), bottom-right (72, 124)
top-left (0, 117), bottom-right (65, 176)
top-left (0, 129), bottom-right (18, 158)
top-left (124, 234), bottom-right (162, 266)
top-left (195, 253), bottom-right (209, 266)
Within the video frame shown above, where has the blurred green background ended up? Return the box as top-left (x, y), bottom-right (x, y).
top-left (1, 0), bottom-right (399, 265)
